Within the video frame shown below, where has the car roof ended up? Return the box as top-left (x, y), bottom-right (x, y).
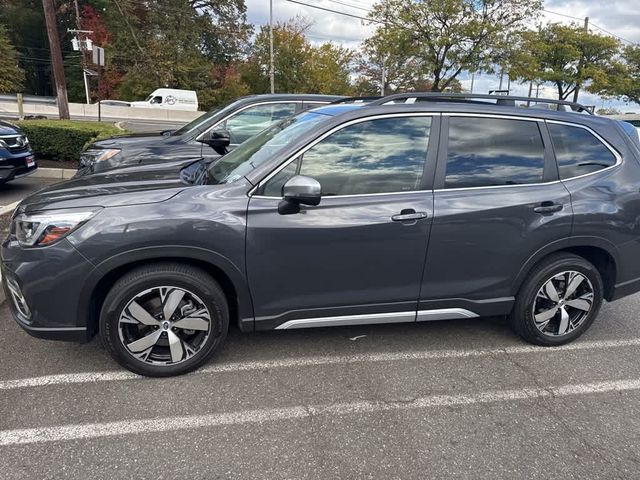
top-left (236, 94), bottom-right (346, 104)
top-left (323, 101), bottom-right (619, 130)
top-left (307, 104), bottom-right (363, 116)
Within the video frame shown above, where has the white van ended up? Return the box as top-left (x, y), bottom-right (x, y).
top-left (130, 88), bottom-right (198, 111)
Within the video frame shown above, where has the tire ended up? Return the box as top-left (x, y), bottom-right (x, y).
top-left (511, 253), bottom-right (603, 346)
top-left (99, 262), bottom-right (229, 377)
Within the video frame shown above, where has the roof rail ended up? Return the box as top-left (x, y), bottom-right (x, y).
top-left (369, 92), bottom-right (594, 114)
top-left (331, 96), bottom-right (382, 105)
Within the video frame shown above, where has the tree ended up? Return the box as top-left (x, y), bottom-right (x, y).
top-left (597, 45), bottom-right (640, 105)
top-left (364, 0), bottom-right (541, 92)
top-left (242, 18), bottom-right (354, 95)
top-left (509, 23), bottom-right (622, 101)
top-left (0, 24), bottom-right (25, 92)
top-left (307, 43), bottom-right (354, 95)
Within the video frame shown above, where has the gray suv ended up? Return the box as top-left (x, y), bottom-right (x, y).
top-left (4, 94), bottom-right (640, 377)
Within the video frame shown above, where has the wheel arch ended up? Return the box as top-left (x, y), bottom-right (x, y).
top-left (79, 246), bottom-right (254, 338)
top-left (513, 237), bottom-right (619, 301)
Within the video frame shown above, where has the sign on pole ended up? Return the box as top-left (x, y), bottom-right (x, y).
top-left (92, 46), bottom-right (105, 67)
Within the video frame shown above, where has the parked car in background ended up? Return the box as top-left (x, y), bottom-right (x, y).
top-left (5, 94), bottom-right (640, 377)
top-left (0, 120), bottom-right (36, 185)
top-left (130, 88), bottom-right (198, 111)
top-left (78, 94), bottom-right (344, 176)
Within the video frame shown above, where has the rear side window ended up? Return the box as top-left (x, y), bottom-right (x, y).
top-left (548, 123), bottom-right (617, 179)
top-left (445, 117), bottom-right (546, 189)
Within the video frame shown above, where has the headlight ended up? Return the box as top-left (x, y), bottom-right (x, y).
top-left (80, 148), bottom-right (121, 167)
top-left (13, 209), bottom-right (100, 247)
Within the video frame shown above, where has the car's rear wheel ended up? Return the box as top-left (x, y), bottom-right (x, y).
top-left (511, 253), bottom-right (603, 346)
top-left (99, 263), bottom-right (228, 377)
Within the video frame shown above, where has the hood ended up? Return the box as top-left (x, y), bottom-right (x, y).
top-left (0, 120), bottom-right (21, 135)
top-left (90, 131), bottom-right (172, 148)
top-left (18, 158), bottom-right (205, 213)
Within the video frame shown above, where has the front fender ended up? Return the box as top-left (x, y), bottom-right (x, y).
top-left (77, 245), bottom-right (255, 334)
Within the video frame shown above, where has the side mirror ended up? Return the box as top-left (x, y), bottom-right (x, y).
top-left (278, 175), bottom-right (321, 215)
top-left (200, 129), bottom-right (231, 155)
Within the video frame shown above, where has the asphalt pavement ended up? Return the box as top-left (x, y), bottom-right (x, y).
top-left (0, 177), bottom-right (59, 210)
top-left (2, 293), bottom-right (640, 479)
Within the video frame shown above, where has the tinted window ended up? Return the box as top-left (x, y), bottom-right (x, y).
top-left (224, 103), bottom-right (298, 144)
top-left (264, 116), bottom-right (431, 196)
top-left (549, 123), bottom-right (617, 179)
top-left (445, 117), bottom-right (546, 189)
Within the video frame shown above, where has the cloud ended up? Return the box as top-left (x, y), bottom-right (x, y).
top-left (245, 0), bottom-right (640, 110)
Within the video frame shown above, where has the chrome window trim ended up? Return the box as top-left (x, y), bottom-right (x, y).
top-left (433, 113), bottom-right (623, 193)
top-left (249, 112), bottom-right (439, 198)
top-left (274, 307), bottom-right (478, 330)
top-left (196, 100), bottom-right (311, 142)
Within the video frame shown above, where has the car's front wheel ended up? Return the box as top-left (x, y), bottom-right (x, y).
top-left (99, 263), bottom-right (229, 377)
top-left (511, 253), bottom-right (604, 346)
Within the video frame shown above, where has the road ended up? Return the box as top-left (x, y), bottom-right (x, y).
top-left (0, 177), bottom-right (59, 209)
top-left (2, 293), bottom-right (640, 479)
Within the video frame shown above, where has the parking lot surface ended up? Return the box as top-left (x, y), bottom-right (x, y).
top-left (2, 295), bottom-right (640, 479)
top-left (0, 177), bottom-right (58, 209)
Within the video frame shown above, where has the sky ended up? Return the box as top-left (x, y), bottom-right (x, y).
top-left (244, 0), bottom-right (640, 112)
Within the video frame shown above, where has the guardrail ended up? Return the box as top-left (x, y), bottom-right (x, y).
top-left (0, 94), bottom-right (56, 105)
top-left (0, 94), bottom-right (201, 122)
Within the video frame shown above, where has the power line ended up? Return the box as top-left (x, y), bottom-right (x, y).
top-left (325, 0), bottom-right (371, 13)
top-left (284, 0), bottom-right (383, 24)
top-left (542, 8), bottom-right (638, 46)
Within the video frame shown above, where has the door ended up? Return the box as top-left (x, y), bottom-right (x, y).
top-left (246, 115), bottom-right (439, 329)
top-left (418, 115), bottom-right (573, 318)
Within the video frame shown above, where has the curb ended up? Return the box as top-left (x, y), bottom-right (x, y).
top-left (0, 201), bottom-right (19, 216)
top-left (32, 167), bottom-right (76, 180)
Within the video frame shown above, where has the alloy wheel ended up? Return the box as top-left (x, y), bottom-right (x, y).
top-left (118, 286), bottom-right (212, 366)
top-left (532, 271), bottom-right (594, 337)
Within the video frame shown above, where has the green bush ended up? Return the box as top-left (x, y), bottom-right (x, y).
top-left (16, 120), bottom-right (123, 161)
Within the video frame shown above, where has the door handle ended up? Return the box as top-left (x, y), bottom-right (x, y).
top-left (391, 210), bottom-right (428, 222)
top-left (533, 202), bottom-right (563, 214)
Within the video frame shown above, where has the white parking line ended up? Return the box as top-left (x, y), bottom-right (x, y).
top-left (2, 378), bottom-right (640, 446)
top-left (2, 337), bottom-right (640, 391)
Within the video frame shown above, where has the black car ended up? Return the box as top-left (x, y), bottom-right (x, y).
top-left (78, 94), bottom-right (343, 176)
top-left (0, 120), bottom-right (37, 184)
top-left (5, 94), bottom-right (640, 377)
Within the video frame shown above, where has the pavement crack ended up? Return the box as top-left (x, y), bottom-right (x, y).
top-left (504, 350), bottom-right (626, 478)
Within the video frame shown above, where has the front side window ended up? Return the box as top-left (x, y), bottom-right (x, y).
top-left (263, 116), bottom-right (432, 197)
top-left (208, 111), bottom-right (328, 185)
top-left (548, 123), bottom-right (617, 179)
top-left (224, 103), bottom-right (298, 144)
top-left (444, 117), bottom-right (546, 189)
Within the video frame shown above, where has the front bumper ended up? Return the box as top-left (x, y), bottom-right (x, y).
top-left (0, 153), bottom-right (37, 183)
top-left (2, 236), bottom-right (96, 342)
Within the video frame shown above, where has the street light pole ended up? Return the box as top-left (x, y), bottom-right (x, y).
top-left (269, 0), bottom-right (275, 94)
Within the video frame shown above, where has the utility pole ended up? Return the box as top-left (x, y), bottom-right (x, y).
top-left (470, 73), bottom-right (475, 93)
top-left (42, 0), bottom-right (70, 119)
top-left (573, 16), bottom-right (589, 103)
top-left (269, 0), bottom-right (275, 94)
top-left (73, 0), bottom-right (90, 104)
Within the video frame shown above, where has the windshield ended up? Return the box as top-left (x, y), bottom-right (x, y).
top-left (171, 108), bottom-right (221, 136)
top-left (208, 111), bottom-right (330, 185)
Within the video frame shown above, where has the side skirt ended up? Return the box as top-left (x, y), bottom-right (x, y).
top-left (275, 308), bottom-right (479, 330)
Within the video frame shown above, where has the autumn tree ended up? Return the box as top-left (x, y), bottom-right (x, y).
top-left (597, 45), bottom-right (640, 105)
top-left (509, 23), bottom-right (622, 101)
top-left (242, 18), bottom-right (354, 95)
top-left (363, 0), bottom-right (541, 92)
top-left (0, 24), bottom-right (25, 93)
